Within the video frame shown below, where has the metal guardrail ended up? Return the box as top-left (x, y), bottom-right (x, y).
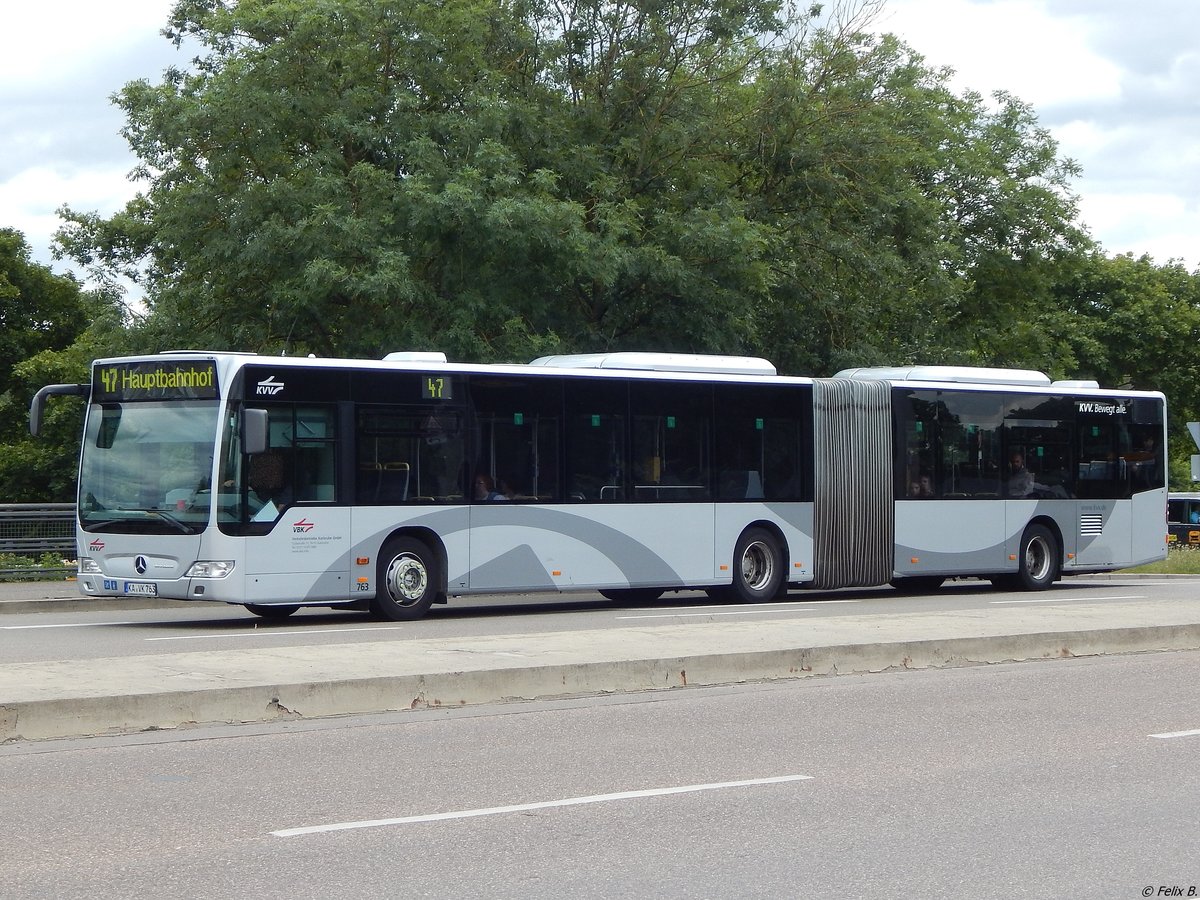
top-left (0, 504), bottom-right (77, 578)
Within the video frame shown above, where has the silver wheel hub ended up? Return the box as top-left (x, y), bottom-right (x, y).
top-left (386, 553), bottom-right (428, 604)
top-left (1024, 536), bottom-right (1051, 581)
top-left (741, 540), bottom-right (774, 591)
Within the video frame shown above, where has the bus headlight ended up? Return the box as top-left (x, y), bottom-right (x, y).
top-left (79, 557), bottom-right (101, 574)
top-left (186, 560), bottom-right (235, 578)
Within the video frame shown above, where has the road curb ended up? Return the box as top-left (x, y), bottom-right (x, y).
top-left (4, 623), bottom-right (1199, 743)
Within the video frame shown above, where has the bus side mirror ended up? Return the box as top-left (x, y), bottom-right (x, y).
top-left (29, 383), bottom-right (89, 437)
top-left (242, 408), bottom-right (269, 455)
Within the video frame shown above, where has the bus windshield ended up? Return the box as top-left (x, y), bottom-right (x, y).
top-left (79, 400), bottom-right (220, 534)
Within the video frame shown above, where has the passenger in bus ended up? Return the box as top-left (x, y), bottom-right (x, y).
top-left (1125, 434), bottom-right (1162, 487)
top-left (908, 474), bottom-right (934, 497)
top-left (1006, 452), bottom-right (1053, 498)
top-left (246, 451), bottom-right (293, 520)
top-left (474, 473), bottom-right (507, 501)
top-left (498, 476), bottom-right (523, 500)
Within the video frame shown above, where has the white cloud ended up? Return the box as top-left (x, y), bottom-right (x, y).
top-left (0, 0), bottom-right (180, 278)
top-left (2, 0), bottom-right (1197, 285)
top-left (0, 165), bottom-right (138, 229)
top-left (877, 0), bottom-right (1200, 270)
top-left (1077, 192), bottom-right (1200, 266)
top-left (0, 0), bottom-right (176, 87)
top-left (878, 0), bottom-right (1122, 108)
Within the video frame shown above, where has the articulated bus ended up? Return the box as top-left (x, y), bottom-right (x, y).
top-left (30, 351), bottom-right (1167, 620)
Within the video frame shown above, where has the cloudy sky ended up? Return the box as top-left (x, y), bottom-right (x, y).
top-left (882, 0), bottom-right (1200, 269)
top-left (2, 0), bottom-right (1198, 293)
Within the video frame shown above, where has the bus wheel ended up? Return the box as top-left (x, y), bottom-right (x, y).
top-left (729, 528), bottom-right (784, 602)
top-left (599, 588), bottom-right (664, 604)
top-left (1016, 524), bottom-right (1060, 591)
top-left (245, 603), bottom-right (299, 619)
top-left (373, 538), bottom-right (438, 621)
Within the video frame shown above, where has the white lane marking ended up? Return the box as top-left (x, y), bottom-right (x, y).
top-left (146, 626), bottom-right (405, 642)
top-left (1150, 729), bottom-right (1200, 740)
top-left (618, 608), bottom-right (821, 620)
top-left (272, 774), bottom-right (813, 837)
top-left (0, 621), bottom-right (138, 630)
top-left (990, 595), bottom-right (1146, 604)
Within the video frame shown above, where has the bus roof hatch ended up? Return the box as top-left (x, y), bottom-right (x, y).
top-left (527, 352), bottom-right (777, 376)
top-left (834, 365), bottom-right (1052, 386)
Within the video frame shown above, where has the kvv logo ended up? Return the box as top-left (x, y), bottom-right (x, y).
top-left (256, 375), bottom-right (285, 396)
top-left (1076, 400), bottom-right (1128, 415)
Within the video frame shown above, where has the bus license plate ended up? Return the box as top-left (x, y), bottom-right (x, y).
top-left (124, 581), bottom-right (158, 597)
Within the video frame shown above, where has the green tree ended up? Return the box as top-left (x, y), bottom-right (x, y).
top-left (1047, 252), bottom-right (1200, 484)
top-left (57, 0), bottom-right (1091, 376)
top-left (59, 0), bottom-right (789, 361)
top-left (0, 229), bottom-right (88, 394)
top-left (0, 229), bottom-right (112, 500)
top-left (738, 24), bottom-right (1090, 374)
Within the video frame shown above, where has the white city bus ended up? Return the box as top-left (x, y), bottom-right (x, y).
top-left (30, 351), bottom-right (1167, 620)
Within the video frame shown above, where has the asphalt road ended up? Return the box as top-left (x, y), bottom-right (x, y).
top-left (2, 649), bottom-right (1197, 899)
top-left (0, 576), bottom-right (1190, 664)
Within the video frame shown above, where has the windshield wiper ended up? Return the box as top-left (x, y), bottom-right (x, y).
top-left (104, 507), bottom-right (197, 534)
top-left (148, 509), bottom-right (194, 534)
top-left (81, 518), bottom-right (129, 531)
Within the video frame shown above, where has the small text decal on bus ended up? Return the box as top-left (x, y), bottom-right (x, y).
top-left (1076, 401), bottom-right (1128, 415)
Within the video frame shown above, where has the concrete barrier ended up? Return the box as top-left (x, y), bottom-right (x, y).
top-left (3, 597), bottom-right (1200, 742)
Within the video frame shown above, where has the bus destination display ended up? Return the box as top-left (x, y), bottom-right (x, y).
top-left (93, 360), bottom-right (220, 401)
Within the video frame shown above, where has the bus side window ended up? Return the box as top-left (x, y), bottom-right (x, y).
top-left (292, 406), bottom-right (337, 501)
top-left (470, 375), bottom-right (562, 501)
top-left (1124, 425), bottom-right (1163, 491)
top-left (894, 390), bottom-right (938, 499)
top-left (714, 384), bottom-right (804, 501)
top-left (631, 382), bottom-right (711, 501)
top-left (565, 380), bottom-right (626, 501)
top-left (355, 406), bottom-right (464, 504)
top-left (942, 392), bottom-right (1004, 498)
top-left (1003, 395), bottom-right (1073, 499)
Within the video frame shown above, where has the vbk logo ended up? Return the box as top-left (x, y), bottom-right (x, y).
top-left (89, 538), bottom-right (105, 551)
top-left (256, 375), bottom-right (285, 396)
top-left (292, 517), bottom-right (315, 533)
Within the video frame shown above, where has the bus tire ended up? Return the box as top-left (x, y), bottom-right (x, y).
top-left (372, 537), bottom-right (439, 621)
top-left (729, 527), bottom-right (784, 603)
top-left (1015, 523), bottom-right (1060, 591)
top-left (245, 603), bottom-right (299, 619)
